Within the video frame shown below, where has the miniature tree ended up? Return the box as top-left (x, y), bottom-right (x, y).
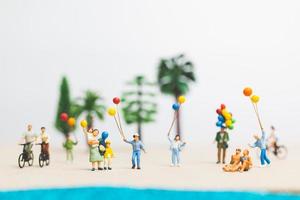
top-left (122, 75), bottom-right (157, 141)
top-left (55, 76), bottom-right (74, 138)
top-left (157, 54), bottom-right (196, 136)
top-left (73, 90), bottom-right (106, 130)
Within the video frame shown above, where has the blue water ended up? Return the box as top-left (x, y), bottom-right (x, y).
top-left (0, 187), bottom-right (299, 200)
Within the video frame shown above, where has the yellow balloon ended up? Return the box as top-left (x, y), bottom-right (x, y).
top-left (178, 96), bottom-right (186, 104)
top-left (221, 109), bottom-right (228, 116)
top-left (68, 117), bottom-right (76, 127)
top-left (251, 95), bottom-right (260, 103)
top-left (80, 120), bottom-right (88, 128)
top-left (108, 107), bottom-right (117, 116)
top-left (224, 113), bottom-right (232, 120)
top-left (225, 120), bottom-right (232, 127)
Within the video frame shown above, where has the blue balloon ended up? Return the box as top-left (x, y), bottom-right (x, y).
top-left (101, 131), bottom-right (109, 140)
top-left (216, 121), bottom-right (223, 127)
top-left (172, 103), bottom-right (180, 111)
top-left (218, 115), bottom-right (225, 122)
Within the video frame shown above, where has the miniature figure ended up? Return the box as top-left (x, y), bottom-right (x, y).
top-left (223, 148), bottom-right (242, 172)
top-left (214, 127), bottom-right (229, 164)
top-left (123, 133), bottom-right (146, 170)
top-left (63, 135), bottom-right (78, 162)
top-left (104, 140), bottom-right (114, 170)
top-left (87, 128), bottom-right (103, 171)
top-left (249, 129), bottom-right (271, 167)
top-left (97, 131), bottom-right (109, 170)
top-left (168, 133), bottom-right (186, 167)
top-left (239, 149), bottom-right (253, 172)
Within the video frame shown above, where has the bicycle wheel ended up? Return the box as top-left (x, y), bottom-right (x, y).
top-left (18, 153), bottom-right (25, 168)
top-left (39, 154), bottom-right (44, 168)
top-left (28, 152), bottom-right (34, 166)
top-left (277, 145), bottom-right (288, 160)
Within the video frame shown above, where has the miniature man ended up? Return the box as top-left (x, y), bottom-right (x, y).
top-left (21, 124), bottom-right (36, 154)
top-left (63, 135), bottom-right (78, 162)
top-left (215, 127), bottom-right (229, 164)
top-left (123, 133), bottom-right (146, 170)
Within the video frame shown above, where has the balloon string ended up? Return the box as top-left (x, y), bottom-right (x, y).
top-left (251, 102), bottom-right (263, 130)
top-left (167, 111), bottom-right (177, 136)
top-left (113, 115), bottom-right (124, 139)
top-left (116, 105), bottom-right (125, 137)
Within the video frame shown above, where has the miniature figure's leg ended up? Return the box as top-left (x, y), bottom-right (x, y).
top-left (66, 150), bottom-right (70, 161)
top-left (263, 149), bottom-right (271, 164)
top-left (222, 148), bottom-right (226, 163)
top-left (217, 147), bottom-right (221, 163)
top-left (260, 150), bottom-right (265, 165)
top-left (104, 158), bottom-right (107, 168)
top-left (108, 158), bottom-right (112, 168)
top-left (136, 151), bottom-right (141, 168)
top-left (176, 150), bottom-right (180, 165)
top-left (132, 152), bottom-right (136, 167)
top-left (92, 162), bottom-right (96, 170)
top-left (171, 150), bottom-right (176, 165)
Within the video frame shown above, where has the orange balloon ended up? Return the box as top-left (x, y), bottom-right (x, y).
top-left (243, 87), bottom-right (253, 97)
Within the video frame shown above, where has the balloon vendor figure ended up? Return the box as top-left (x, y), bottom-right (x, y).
top-left (243, 87), bottom-right (271, 167)
top-left (167, 96), bottom-right (187, 167)
top-left (104, 140), bottom-right (114, 170)
top-left (123, 133), bottom-right (146, 170)
top-left (215, 104), bottom-right (235, 164)
top-left (63, 135), bottom-right (78, 162)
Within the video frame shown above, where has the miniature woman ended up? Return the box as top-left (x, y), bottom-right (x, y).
top-left (168, 133), bottom-right (186, 167)
top-left (87, 129), bottom-right (103, 171)
top-left (223, 148), bottom-right (241, 172)
top-left (63, 135), bottom-right (78, 162)
top-left (40, 127), bottom-right (50, 157)
top-left (239, 149), bottom-right (253, 172)
top-left (104, 140), bottom-right (114, 170)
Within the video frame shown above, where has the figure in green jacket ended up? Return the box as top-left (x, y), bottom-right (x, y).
top-left (63, 135), bottom-right (78, 162)
top-left (214, 127), bottom-right (229, 164)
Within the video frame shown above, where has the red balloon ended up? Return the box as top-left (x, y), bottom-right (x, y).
top-left (113, 97), bottom-right (121, 105)
top-left (216, 109), bottom-right (222, 115)
top-left (220, 104), bottom-right (226, 110)
top-left (60, 113), bottom-right (68, 122)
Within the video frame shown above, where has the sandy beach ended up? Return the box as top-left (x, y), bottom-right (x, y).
top-left (0, 144), bottom-right (299, 192)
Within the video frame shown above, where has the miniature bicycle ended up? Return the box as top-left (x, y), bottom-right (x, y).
top-left (18, 143), bottom-right (34, 168)
top-left (36, 143), bottom-right (50, 167)
top-left (267, 143), bottom-right (288, 160)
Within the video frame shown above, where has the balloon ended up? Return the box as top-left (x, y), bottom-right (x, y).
top-left (216, 121), bottom-right (223, 127)
top-left (60, 113), bottom-right (68, 122)
top-left (113, 97), bottom-right (121, 105)
top-left (216, 109), bottom-right (222, 115)
top-left (218, 115), bottom-right (225, 122)
top-left (68, 117), bottom-right (76, 127)
top-left (225, 120), bottom-right (232, 127)
top-left (220, 104), bottom-right (226, 110)
top-left (80, 120), bottom-right (88, 128)
top-left (243, 87), bottom-right (253, 97)
top-left (101, 131), bottom-right (109, 140)
top-left (221, 109), bottom-right (229, 116)
top-left (172, 103), bottom-right (180, 111)
top-left (232, 119), bottom-right (236, 124)
top-left (178, 96), bottom-right (186, 104)
top-left (107, 107), bottom-right (117, 116)
top-left (229, 125), bottom-right (234, 130)
top-left (251, 95), bottom-right (260, 103)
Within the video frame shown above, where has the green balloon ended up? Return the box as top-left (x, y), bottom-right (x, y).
top-left (229, 125), bottom-right (234, 130)
top-left (232, 119), bottom-right (236, 124)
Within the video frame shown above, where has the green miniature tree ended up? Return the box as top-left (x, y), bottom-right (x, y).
top-left (122, 75), bottom-right (157, 141)
top-left (157, 54), bottom-right (196, 136)
top-left (73, 90), bottom-right (106, 130)
top-left (55, 76), bottom-right (74, 138)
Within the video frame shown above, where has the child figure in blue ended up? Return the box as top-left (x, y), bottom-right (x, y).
top-left (97, 131), bottom-right (109, 170)
top-left (249, 129), bottom-right (271, 167)
top-left (168, 133), bottom-right (186, 167)
top-left (123, 133), bottom-right (146, 170)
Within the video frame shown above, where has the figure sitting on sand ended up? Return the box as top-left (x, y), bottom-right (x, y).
top-left (223, 149), bottom-right (253, 172)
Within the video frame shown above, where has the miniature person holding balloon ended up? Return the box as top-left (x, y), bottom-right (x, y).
top-left (97, 131), bottom-right (109, 170)
top-left (214, 127), bottom-right (229, 164)
top-left (168, 133), bottom-right (186, 167)
top-left (86, 128), bottom-right (103, 171)
top-left (63, 135), bottom-right (78, 162)
top-left (123, 133), bottom-right (146, 170)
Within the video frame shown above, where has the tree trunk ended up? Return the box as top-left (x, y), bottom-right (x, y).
top-left (137, 121), bottom-right (142, 141)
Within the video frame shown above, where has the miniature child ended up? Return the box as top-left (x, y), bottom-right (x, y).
top-left (123, 133), bottom-right (146, 170)
top-left (87, 129), bottom-right (103, 171)
top-left (63, 135), bottom-right (78, 162)
top-left (239, 149), bottom-right (253, 172)
top-left (97, 131), bottom-right (109, 170)
top-left (21, 124), bottom-right (37, 155)
top-left (223, 148), bottom-right (241, 172)
top-left (249, 129), bottom-right (271, 167)
top-left (168, 134), bottom-right (186, 167)
top-left (104, 140), bottom-right (114, 170)
top-left (40, 127), bottom-right (50, 157)
top-left (215, 127), bottom-right (229, 164)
